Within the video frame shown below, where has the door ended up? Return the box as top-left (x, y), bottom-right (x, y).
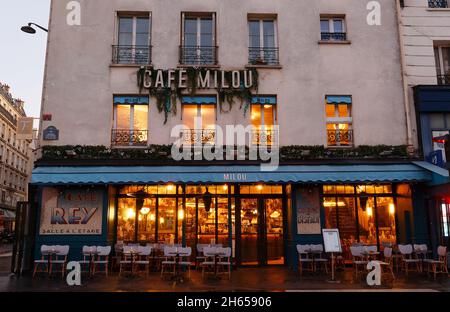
top-left (239, 198), bottom-right (284, 266)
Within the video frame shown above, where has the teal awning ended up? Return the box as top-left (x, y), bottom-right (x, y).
top-left (252, 96), bottom-right (276, 104)
top-left (113, 96), bottom-right (149, 105)
top-left (31, 164), bottom-right (432, 185)
top-left (181, 96), bottom-right (217, 104)
top-left (326, 96), bottom-right (352, 104)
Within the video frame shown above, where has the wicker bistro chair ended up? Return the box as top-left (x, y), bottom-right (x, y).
top-left (200, 246), bottom-right (218, 279)
top-left (310, 244), bottom-right (329, 274)
top-left (51, 245), bottom-right (70, 279)
top-left (196, 244), bottom-right (209, 269)
top-left (216, 247), bottom-right (232, 280)
top-left (398, 244), bottom-right (421, 276)
top-left (296, 244), bottom-right (314, 276)
top-left (350, 246), bottom-right (368, 278)
top-left (119, 246), bottom-right (137, 277)
top-left (414, 244), bottom-right (430, 271)
top-left (131, 246), bottom-right (151, 277)
top-left (160, 246), bottom-right (178, 277)
top-left (33, 245), bottom-right (55, 278)
top-left (177, 247), bottom-right (193, 279)
top-left (93, 246), bottom-right (111, 277)
top-left (378, 247), bottom-right (395, 279)
top-left (424, 246), bottom-right (449, 280)
top-left (79, 246), bottom-right (97, 276)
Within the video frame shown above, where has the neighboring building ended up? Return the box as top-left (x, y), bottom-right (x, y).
top-left (29, 0), bottom-right (448, 269)
top-left (398, 0), bottom-right (450, 249)
top-left (0, 83), bottom-right (33, 232)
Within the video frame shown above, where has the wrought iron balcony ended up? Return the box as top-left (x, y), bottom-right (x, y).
top-left (251, 129), bottom-right (279, 146)
top-left (248, 47), bottom-right (280, 66)
top-left (179, 46), bottom-right (218, 65)
top-left (437, 74), bottom-right (450, 85)
top-left (181, 129), bottom-right (216, 145)
top-left (327, 129), bottom-right (354, 147)
top-left (112, 45), bottom-right (151, 65)
top-left (428, 0), bottom-right (448, 8)
top-left (320, 32), bottom-right (347, 41)
top-left (111, 129), bottom-right (148, 147)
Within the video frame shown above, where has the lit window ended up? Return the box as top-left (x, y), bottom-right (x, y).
top-left (182, 97), bottom-right (216, 145)
top-left (442, 202), bottom-right (449, 237)
top-left (250, 97), bottom-right (277, 146)
top-left (326, 96), bottom-right (353, 147)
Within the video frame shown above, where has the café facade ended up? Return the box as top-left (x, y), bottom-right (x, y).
top-left (29, 161), bottom-right (445, 267)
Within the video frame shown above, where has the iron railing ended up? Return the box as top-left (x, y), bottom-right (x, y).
top-left (428, 0), bottom-right (448, 8)
top-left (437, 74), bottom-right (450, 85)
top-left (181, 129), bottom-right (216, 145)
top-left (251, 129), bottom-right (279, 146)
top-left (112, 45), bottom-right (152, 65)
top-left (179, 46), bottom-right (218, 65)
top-left (111, 129), bottom-right (148, 147)
top-left (321, 32), bottom-right (347, 41)
top-left (327, 129), bottom-right (354, 147)
top-left (248, 47), bottom-right (280, 66)
top-left (0, 105), bottom-right (17, 126)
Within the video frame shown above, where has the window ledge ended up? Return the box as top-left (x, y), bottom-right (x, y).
top-left (110, 146), bottom-right (150, 149)
top-left (177, 64), bottom-right (221, 69)
top-left (318, 40), bottom-right (351, 45)
top-left (110, 64), bottom-right (151, 68)
top-left (427, 8), bottom-right (450, 11)
top-left (246, 64), bottom-right (283, 69)
top-left (326, 146), bottom-right (355, 149)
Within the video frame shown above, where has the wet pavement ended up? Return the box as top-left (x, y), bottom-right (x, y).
top-left (0, 256), bottom-right (448, 292)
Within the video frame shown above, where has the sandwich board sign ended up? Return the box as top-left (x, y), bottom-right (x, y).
top-left (322, 229), bottom-right (342, 253)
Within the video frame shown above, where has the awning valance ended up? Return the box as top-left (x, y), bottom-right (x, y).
top-left (252, 96), bottom-right (277, 104)
top-left (113, 96), bottom-right (149, 105)
top-left (31, 163), bottom-right (433, 185)
top-left (326, 96), bottom-right (352, 104)
top-left (181, 96), bottom-right (217, 104)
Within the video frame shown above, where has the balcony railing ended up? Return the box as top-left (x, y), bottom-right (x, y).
top-left (251, 129), bottom-right (279, 146)
top-left (249, 47), bottom-right (280, 66)
top-left (320, 32), bottom-right (347, 41)
top-left (0, 105), bottom-right (17, 126)
top-left (179, 46), bottom-right (218, 65)
top-left (327, 129), bottom-right (354, 147)
top-left (111, 129), bottom-right (148, 147)
top-left (181, 129), bottom-right (216, 145)
top-left (428, 0), bottom-right (448, 8)
top-left (437, 74), bottom-right (450, 85)
top-left (112, 45), bottom-right (152, 65)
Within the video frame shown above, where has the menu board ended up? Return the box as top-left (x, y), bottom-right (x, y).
top-left (322, 229), bottom-right (342, 253)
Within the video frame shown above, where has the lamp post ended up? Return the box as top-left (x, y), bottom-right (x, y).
top-left (21, 22), bottom-right (48, 34)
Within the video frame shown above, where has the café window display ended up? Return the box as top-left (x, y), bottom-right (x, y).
top-left (323, 184), bottom-right (399, 261)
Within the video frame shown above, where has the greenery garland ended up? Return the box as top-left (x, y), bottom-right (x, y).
top-left (137, 67), bottom-right (259, 123)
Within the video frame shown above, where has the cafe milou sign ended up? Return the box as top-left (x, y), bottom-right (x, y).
top-left (137, 66), bottom-right (259, 123)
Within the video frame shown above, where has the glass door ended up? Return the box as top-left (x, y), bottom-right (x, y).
top-left (240, 198), bottom-right (260, 265)
top-left (264, 198), bottom-right (284, 265)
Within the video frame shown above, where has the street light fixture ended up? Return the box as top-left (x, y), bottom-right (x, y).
top-left (21, 22), bottom-right (48, 34)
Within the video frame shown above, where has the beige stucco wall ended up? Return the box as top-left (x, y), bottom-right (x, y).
top-left (399, 0), bottom-right (450, 148)
top-left (40, 0), bottom-right (407, 147)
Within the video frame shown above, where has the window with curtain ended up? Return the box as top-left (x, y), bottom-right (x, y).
top-left (112, 96), bottom-right (149, 147)
top-left (182, 97), bottom-right (216, 144)
top-left (325, 96), bottom-right (353, 147)
top-left (251, 98), bottom-right (277, 146)
top-left (434, 46), bottom-right (450, 85)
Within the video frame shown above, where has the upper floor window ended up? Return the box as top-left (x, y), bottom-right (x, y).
top-left (181, 96), bottom-right (216, 144)
top-left (113, 14), bottom-right (151, 65)
top-left (325, 95), bottom-right (353, 147)
top-left (248, 15), bottom-right (279, 66)
top-left (112, 96), bottom-right (149, 147)
top-left (429, 0), bottom-right (449, 8)
top-left (180, 13), bottom-right (217, 65)
top-left (250, 96), bottom-right (278, 146)
top-left (320, 16), bottom-right (347, 41)
top-left (434, 45), bottom-right (450, 85)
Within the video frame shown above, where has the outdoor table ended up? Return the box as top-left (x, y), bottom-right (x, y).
top-left (123, 248), bottom-right (141, 275)
top-left (172, 248), bottom-right (190, 282)
top-left (361, 251), bottom-right (380, 261)
top-left (211, 249), bottom-right (226, 279)
top-left (305, 249), bottom-right (322, 273)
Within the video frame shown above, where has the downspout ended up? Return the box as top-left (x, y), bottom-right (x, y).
top-left (395, 0), bottom-right (415, 154)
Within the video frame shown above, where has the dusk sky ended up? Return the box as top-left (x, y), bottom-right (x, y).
top-left (0, 0), bottom-right (51, 121)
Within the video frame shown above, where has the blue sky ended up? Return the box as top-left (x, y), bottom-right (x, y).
top-left (0, 0), bottom-right (51, 120)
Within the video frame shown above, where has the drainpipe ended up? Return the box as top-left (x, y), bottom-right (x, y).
top-left (395, 0), bottom-right (415, 155)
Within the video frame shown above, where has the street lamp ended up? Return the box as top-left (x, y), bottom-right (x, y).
top-left (21, 22), bottom-right (48, 34)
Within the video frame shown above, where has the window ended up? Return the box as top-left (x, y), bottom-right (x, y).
top-left (429, 0), bottom-right (449, 8)
top-left (180, 13), bottom-right (217, 65)
top-left (326, 95), bottom-right (353, 146)
top-left (250, 96), bottom-right (277, 146)
top-left (441, 202), bottom-right (450, 237)
top-left (181, 97), bottom-right (216, 144)
top-left (248, 16), bottom-right (279, 65)
top-left (320, 16), bottom-right (347, 41)
top-left (434, 46), bottom-right (450, 85)
top-left (112, 96), bottom-right (149, 147)
top-left (114, 14), bottom-right (151, 64)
